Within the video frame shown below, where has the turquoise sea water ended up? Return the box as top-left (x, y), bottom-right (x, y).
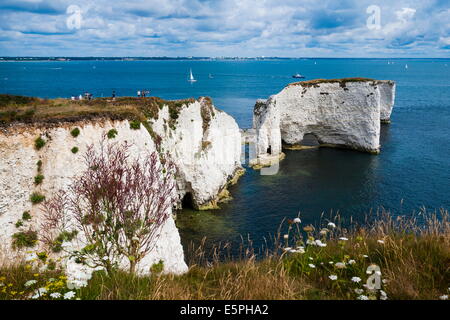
top-left (1, 59), bottom-right (449, 251)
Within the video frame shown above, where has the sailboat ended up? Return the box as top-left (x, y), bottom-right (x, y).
top-left (188, 69), bottom-right (197, 82)
top-left (292, 73), bottom-right (305, 79)
top-left (405, 64), bottom-right (408, 69)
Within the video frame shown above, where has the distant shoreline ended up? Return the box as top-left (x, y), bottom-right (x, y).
top-left (1, 57), bottom-right (449, 62)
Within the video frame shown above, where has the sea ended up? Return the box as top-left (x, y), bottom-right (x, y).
top-left (1, 58), bottom-right (449, 253)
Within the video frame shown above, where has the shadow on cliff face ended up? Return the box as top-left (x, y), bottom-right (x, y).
top-left (300, 133), bottom-right (320, 146)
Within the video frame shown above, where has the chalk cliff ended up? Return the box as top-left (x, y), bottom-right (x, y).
top-left (0, 96), bottom-right (242, 276)
top-left (150, 97), bottom-right (243, 210)
top-left (251, 78), bottom-right (395, 167)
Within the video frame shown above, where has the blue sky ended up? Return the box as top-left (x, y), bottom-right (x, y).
top-left (0, 0), bottom-right (448, 57)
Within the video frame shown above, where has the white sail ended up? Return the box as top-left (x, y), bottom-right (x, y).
top-left (189, 68), bottom-right (197, 82)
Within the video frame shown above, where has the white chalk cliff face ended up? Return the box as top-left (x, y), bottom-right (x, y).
top-left (0, 120), bottom-right (187, 275)
top-left (150, 98), bottom-right (243, 210)
top-left (252, 79), bottom-right (396, 167)
top-left (0, 98), bottom-right (242, 276)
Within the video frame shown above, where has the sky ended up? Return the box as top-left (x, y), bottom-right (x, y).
top-left (0, 0), bottom-right (449, 57)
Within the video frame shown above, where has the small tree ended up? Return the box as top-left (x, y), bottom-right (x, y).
top-left (41, 139), bottom-right (176, 273)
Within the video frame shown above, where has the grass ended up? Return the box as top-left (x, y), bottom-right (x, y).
top-left (30, 192), bottom-right (45, 204)
top-left (289, 78), bottom-right (394, 88)
top-left (34, 137), bottom-right (46, 150)
top-left (34, 174), bottom-right (44, 185)
top-left (0, 94), bottom-right (199, 127)
top-left (0, 210), bottom-right (448, 300)
top-left (11, 230), bottom-right (38, 249)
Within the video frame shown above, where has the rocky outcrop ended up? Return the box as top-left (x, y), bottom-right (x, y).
top-left (251, 78), bottom-right (395, 167)
top-left (149, 97), bottom-right (243, 210)
top-left (378, 81), bottom-right (396, 123)
top-left (0, 96), bottom-right (243, 275)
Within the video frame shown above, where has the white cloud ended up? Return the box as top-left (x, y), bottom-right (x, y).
top-left (0, 0), bottom-right (448, 57)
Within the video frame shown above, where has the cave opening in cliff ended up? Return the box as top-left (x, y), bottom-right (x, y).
top-left (182, 192), bottom-right (195, 209)
top-left (267, 145), bottom-right (272, 155)
top-left (300, 133), bottom-right (320, 146)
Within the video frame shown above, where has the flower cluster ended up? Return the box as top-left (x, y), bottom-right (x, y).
top-left (281, 216), bottom-right (391, 300)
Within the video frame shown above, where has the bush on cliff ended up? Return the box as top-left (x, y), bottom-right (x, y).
top-left (40, 140), bottom-right (176, 274)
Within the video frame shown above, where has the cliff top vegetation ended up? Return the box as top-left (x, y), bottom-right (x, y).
top-left (289, 78), bottom-right (394, 88)
top-left (0, 94), bottom-right (213, 127)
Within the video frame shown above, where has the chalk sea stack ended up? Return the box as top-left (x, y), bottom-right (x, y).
top-left (251, 78), bottom-right (396, 168)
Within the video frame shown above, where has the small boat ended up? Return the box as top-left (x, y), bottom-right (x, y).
top-left (405, 64), bottom-right (408, 69)
top-left (292, 73), bottom-right (305, 79)
top-left (188, 69), bottom-right (197, 82)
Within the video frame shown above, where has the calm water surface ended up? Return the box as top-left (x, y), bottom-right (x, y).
top-left (1, 59), bottom-right (449, 251)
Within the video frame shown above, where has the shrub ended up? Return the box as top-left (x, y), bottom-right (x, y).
top-left (107, 129), bottom-right (118, 139)
top-left (37, 160), bottom-right (43, 172)
top-left (15, 220), bottom-right (23, 228)
top-left (12, 230), bottom-right (38, 249)
top-left (202, 141), bottom-right (211, 150)
top-left (30, 192), bottom-right (45, 204)
top-left (41, 141), bottom-right (176, 273)
top-left (34, 137), bottom-right (46, 150)
top-left (70, 128), bottom-right (80, 137)
top-left (22, 211), bottom-right (32, 220)
top-left (129, 120), bottom-right (141, 130)
top-left (50, 230), bottom-right (78, 253)
top-left (71, 147), bottom-right (79, 154)
top-left (34, 174), bottom-right (44, 185)
top-left (150, 260), bottom-right (164, 274)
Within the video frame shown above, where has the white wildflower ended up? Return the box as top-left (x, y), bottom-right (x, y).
top-left (357, 295), bottom-right (369, 300)
top-left (327, 222), bottom-right (336, 228)
top-left (132, 236), bottom-right (139, 242)
top-left (329, 275), bottom-right (338, 281)
top-left (334, 262), bottom-right (346, 269)
top-left (293, 218), bottom-right (301, 224)
top-left (329, 261), bottom-right (334, 265)
top-left (283, 234), bottom-right (289, 240)
top-left (24, 280), bottom-right (37, 287)
top-left (351, 277), bottom-right (362, 283)
top-left (308, 263), bottom-right (316, 268)
top-left (50, 292), bottom-right (61, 299)
top-left (362, 255), bottom-right (369, 258)
top-left (31, 287), bottom-right (47, 299)
top-left (320, 229), bottom-right (328, 235)
top-left (354, 289), bottom-right (364, 294)
top-left (309, 257), bottom-right (314, 260)
top-left (283, 247), bottom-right (292, 252)
top-left (25, 252), bottom-right (37, 262)
top-left (61, 241), bottom-right (72, 250)
top-left (439, 295), bottom-right (448, 300)
top-left (315, 239), bottom-right (327, 247)
top-left (377, 240), bottom-right (385, 244)
top-left (296, 246), bottom-right (305, 254)
top-left (348, 259), bottom-right (356, 265)
top-left (306, 238), bottom-right (315, 245)
top-left (339, 237), bottom-right (348, 241)
top-left (64, 291), bottom-right (76, 300)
